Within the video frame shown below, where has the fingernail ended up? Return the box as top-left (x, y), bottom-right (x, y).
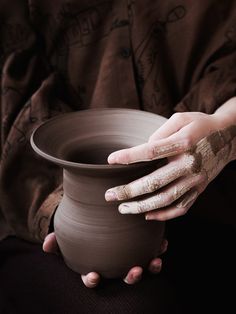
top-left (105, 190), bottom-right (117, 201)
top-left (124, 271), bottom-right (142, 284)
top-left (150, 260), bottom-right (162, 273)
top-left (107, 153), bottom-right (116, 164)
top-left (145, 214), bottom-right (157, 220)
top-left (119, 203), bottom-right (131, 214)
top-left (123, 276), bottom-right (130, 284)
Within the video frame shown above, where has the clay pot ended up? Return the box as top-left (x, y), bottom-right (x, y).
top-left (31, 108), bottom-right (167, 278)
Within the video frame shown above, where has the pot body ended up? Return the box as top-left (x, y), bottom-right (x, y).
top-left (31, 108), bottom-right (167, 278)
top-left (54, 166), bottom-right (165, 278)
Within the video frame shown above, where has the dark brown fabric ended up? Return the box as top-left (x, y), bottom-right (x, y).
top-left (0, 0), bottom-right (236, 242)
top-left (0, 238), bottom-right (180, 314)
top-left (0, 216), bottom-right (235, 314)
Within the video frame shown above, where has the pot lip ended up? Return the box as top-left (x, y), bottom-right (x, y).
top-left (30, 108), bottom-right (167, 171)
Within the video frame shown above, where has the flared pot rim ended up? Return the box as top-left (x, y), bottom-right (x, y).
top-left (30, 108), bottom-right (167, 172)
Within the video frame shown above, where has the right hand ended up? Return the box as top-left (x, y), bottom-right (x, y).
top-left (43, 232), bottom-right (168, 288)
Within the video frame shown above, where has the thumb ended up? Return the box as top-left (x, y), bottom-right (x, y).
top-left (43, 232), bottom-right (59, 254)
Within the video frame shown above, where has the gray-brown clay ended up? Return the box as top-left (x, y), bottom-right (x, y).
top-left (31, 109), bottom-right (167, 278)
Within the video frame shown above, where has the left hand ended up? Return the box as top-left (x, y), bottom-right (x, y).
top-left (43, 232), bottom-right (168, 288)
top-left (105, 112), bottom-right (236, 220)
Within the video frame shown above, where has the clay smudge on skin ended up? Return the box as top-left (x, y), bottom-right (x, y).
top-left (115, 185), bottom-right (130, 199)
top-left (188, 149), bottom-right (203, 174)
top-left (228, 124), bottom-right (236, 138)
top-left (206, 125), bottom-right (236, 156)
top-left (107, 184), bottom-right (132, 200)
top-left (152, 142), bottom-right (186, 159)
top-left (206, 131), bottom-right (226, 156)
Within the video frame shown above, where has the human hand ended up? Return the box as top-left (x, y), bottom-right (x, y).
top-left (105, 112), bottom-right (236, 220)
top-left (43, 232), bottom-right (168, 288)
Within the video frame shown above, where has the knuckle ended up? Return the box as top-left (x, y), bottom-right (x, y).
top-left (197, 180), bottom-right (207, 193)
top-left (181, 136), bottom-right (194, 150)
top-left (154, 215), bottom-right (166, 221)
top-left (136, 201), bottom-right (146, 213)
top-left (185, 152), bottom-right (202, 173)
top-left (171, 112), bottom-right (185, 121)
top-left (139, 198), bottom-right (158, 213)
top-left (147, 143), bottom-right (157, 160)
top-left (154, 192), bottom-right (171, 208)
top-left (121, 150), bottom-right (131, 163)
top-left (122, 184), bottom-right (132, 198)
top-left (197, 172), bottom-right (208, 184)
top-left (144, 177), bottom-right (159, 193)
top-left (165, 193), bottom-right (175, 206)
top-left (116, 185), bottom-right (132, 199)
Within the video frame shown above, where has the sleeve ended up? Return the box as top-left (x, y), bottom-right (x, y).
top-left (0, 1), bottom-right (72, 243)
top-left (175, 51), bottom-right (236, 114)
top-left (173, 3), bottom-right (236, 114)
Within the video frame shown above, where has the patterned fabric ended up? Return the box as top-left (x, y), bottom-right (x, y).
top-left (0, 0), bottom-right (236, 242)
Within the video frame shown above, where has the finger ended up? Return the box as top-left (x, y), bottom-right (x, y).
top-left (105, 158), bottom-right (188, 201)
top-left (108, 117), bottom-right (216, 165)
top-left (43, 232), bottom-right (59, 254)
top-left (107, 137), bottom-right (188, 164)
top-left (148, 258), bottom-right (162, 274)
top-left (148, 112), bottom-right (193, 142)
top-left (145, 189), bottom-right (198, 221)
top-left (81, 272), bottom-right (100, 288)
top-left (118, 174), bottom-right (202, 214)
top-left (123, 266), bottom-right (143, 285)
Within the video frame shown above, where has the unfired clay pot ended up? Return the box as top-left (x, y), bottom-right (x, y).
top-left (31, 108), bottom-right (167, 278)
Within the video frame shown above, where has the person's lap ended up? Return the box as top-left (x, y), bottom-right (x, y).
top-left (0, 237), bottom-right (179, 314)
top-left (0, 215), bottom-right (235, 314)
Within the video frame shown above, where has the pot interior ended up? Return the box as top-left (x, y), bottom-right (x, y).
top-left (31, 108), bottom-right (167, 169)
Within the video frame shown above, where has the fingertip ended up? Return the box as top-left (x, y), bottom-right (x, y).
top-left (149, 258), bottom-right (162, 274)
top-left (124, 266), bottom-right (143, 285)
top-left (43, 232), bottom-right (57, 253)
top-left (81, 272), bottom-right (100, 288)
top-left (107, 153), bottom-right (116, 164)
top-left (105, 190), bottom-right (117, 201)
top-left (42, 240), bottom-right (48, 252)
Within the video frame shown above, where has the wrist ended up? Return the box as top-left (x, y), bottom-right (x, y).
top-left (212, 97), bottom-right (236, 129)
top-left (212, 112), bottom-right (236, 130)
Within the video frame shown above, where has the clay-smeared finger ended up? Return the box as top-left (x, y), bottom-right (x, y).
top-left (145, 189), bottom-right (198, 221)
top-left (108, 137), bottom-right (189, 165)
top-left (118, 175), bottom-right (202, 214)
top-left (105, 159), bottom-right (188, 201)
